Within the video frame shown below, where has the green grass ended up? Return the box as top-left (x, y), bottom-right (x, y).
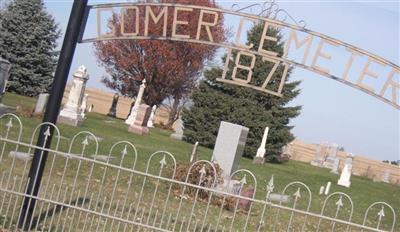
top-left (0, 92), bottom-right (399, 231)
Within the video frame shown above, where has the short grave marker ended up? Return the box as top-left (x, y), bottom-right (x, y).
top-left (33, 93), bottom-right (49, 116)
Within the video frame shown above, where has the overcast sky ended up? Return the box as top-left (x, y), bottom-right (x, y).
top-left (42, 0), bottom-right (399, 162)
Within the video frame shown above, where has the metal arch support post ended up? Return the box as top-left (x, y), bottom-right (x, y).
top-left (18, 0), bottom-right (89, 230)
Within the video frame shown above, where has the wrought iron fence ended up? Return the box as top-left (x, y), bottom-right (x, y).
top-left (0, 113), bottom-right (397, 231)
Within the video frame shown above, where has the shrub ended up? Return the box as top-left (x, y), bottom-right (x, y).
top-left (168, 161), bottom-right (224, 201)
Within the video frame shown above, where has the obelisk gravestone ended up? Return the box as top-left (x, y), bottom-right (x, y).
top-left (126, 79), bottom-right (146, 125)
top-left (253, 127), bottom-right (269, 164)
top-left (58, 65), bottom-right (89, 126)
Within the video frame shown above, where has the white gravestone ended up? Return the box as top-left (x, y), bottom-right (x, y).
top-left (80, 94), bottom-right (88, 118)
top-left (329, 143), bottom-right (339, 157)
top-left (190, 141), bottom-right (199, 163)
top-left (311, 142), bottom-right (329, 167)
top-left (125, 79), bottom-right (146, 125)
top-left (337, 154), bottom-right (353, 188)
top-left (9, 151), bottom-right (33, 162)
top-left (211, 121), bottom-right (249, 178)
top-left (382, 170), bottom-right (390, 183)
top-left (170, 117), bottom-right (184, 140)
top-left (324, 181), bottom-right (331, 195)
top-left (319, 186), bottom-right (325, 195)
top-left (323, 143), bottom-right (339, 170)
top-left (281, 144), bottom-right (293, 158)
top-left (88, 104), bottom-right (94, 112)
top-left (58, 66), bottom-right (89, 126)
top-left (268, 193), bottom-right (290, 203)
top-left (323, 156), bottom-right (339, 171)
top-left (330, 158), bottom-right (340, 174)
top-left (253, 127), bottom-right (269, 164)
top-left (147, 105), bottom-right (156, 128)
top-left (33, 93), bottom-right (49, 116)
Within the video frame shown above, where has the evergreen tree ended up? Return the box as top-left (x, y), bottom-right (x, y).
top-left (0, 0), bottom-right (60, 96)
top-left (183, 22), bottom-right (302, 161)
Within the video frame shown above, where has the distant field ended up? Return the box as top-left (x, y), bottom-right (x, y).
top-left (0, 92), bottom-right (398, 231)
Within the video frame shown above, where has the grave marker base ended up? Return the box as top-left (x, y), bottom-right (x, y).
top-left (128, 125), bottom-right (149, 135)
top-left (58, 115), bottom-right (83, 127)
top-left (253, 157), bottom-right (265, 164)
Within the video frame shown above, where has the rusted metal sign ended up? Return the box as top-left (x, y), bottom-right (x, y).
top-left (80, 2), bottom-right (399, 110)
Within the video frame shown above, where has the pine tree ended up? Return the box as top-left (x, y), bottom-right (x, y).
top-left (0, 0), bottom-right (60, 96)
top-left (183, 22), bottom-right (302, 161)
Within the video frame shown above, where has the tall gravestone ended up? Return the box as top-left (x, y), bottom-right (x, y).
top-left (0, 58), bottom-right (11, 112)
top-left (58, 65), bottom-right (89, 126)
top-left (126, 79), bottom-right (146, 125)
top-left (107, 93), bottom-right (119, 117)
top-left (212, 121), bottom-right (249, 178)
top-left (33, 93), bottom-right (49, 116)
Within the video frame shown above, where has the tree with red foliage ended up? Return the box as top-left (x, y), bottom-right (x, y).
top-left (94, 0), bottom-right (226, 125)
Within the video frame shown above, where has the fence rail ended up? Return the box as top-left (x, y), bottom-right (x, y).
top-left (0, 113), bottom-right (397, 231)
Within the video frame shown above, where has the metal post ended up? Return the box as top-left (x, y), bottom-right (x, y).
top-left (18, 0), bottom-right (88, 230)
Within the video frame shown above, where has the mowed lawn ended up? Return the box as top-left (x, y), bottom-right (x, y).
top-left (1, 92), bottom-right (399, 231)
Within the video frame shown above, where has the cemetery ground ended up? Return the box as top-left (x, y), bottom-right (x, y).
top-left (0, 92), bottom-right (399, 231)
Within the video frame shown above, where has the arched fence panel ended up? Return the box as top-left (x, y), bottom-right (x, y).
top-left (0, 115), bottom-right (398, 231)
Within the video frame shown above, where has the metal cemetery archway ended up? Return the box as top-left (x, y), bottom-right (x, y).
top-left (87, 2), bottom-right (400, 109)
top-left (16, 0), bottom-right (399, 230)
